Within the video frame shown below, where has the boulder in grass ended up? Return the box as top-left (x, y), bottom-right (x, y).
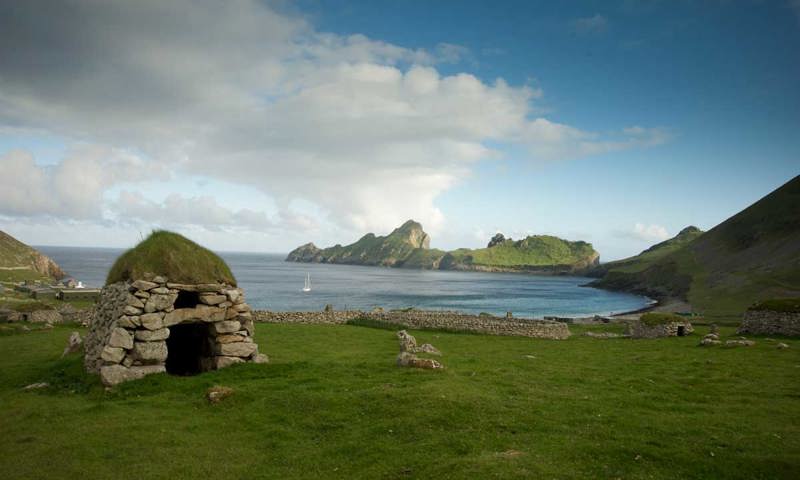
top-left (397, 352), bottom-right (443, 369)
top-left (397, 330), bottom-right (418, 352)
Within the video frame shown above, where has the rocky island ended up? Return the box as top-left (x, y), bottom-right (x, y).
top-left (287, 220), bottom-right (600, 274)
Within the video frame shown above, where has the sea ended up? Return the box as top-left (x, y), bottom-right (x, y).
top-left (37, 246), bottom-right (653, 318)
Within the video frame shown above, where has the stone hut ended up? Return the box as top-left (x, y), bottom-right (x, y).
top-left (85, 231), bottom-right (266, 386)
top-left (738, 299), bottom-right (800, 336)
top-left (626, 312), bottom-right (694, 339)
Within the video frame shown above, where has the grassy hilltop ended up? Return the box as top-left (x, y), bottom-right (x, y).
top-left (1, 323), bottom-right (798, 479)
top-left (590, 175), bottom-right (800, 319)
top-left (287, 222), bottom-right (599, 274)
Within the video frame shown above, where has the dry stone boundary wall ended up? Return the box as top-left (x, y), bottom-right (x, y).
top-left (254, 310), bottom-right (570, 339)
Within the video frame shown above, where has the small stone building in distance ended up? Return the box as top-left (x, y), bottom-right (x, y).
top-left (738, 299), bottom-right (800, 336)
top-left (85, 231), bottom-right (266, 386)
top-left (627, 312), bottom-right (694, 339)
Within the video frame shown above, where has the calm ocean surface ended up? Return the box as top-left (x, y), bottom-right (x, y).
top-left (37, 246), bottom-right (652, 318)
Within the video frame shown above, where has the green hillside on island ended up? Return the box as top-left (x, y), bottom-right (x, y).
top-left (287, 221), bottom-right (600, 274)
top-left (589, 174), bottom-right (800, 319)
top-left (0, 231), bottom-right (65, 283)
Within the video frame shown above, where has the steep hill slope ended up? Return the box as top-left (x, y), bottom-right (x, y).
top-left (0, 231), bottom-right (65, 281)
top-left (591, 175), bottom-right (800, 318)
top-left (586, 226), bottom-right (705, 278)
top-left (287, 221), bottom-right (599, 274)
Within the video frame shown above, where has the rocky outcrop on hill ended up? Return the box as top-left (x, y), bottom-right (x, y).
top-left (286, 243), bottom-right (323, 263)
top-left (0, 230), bottom-right (65, 280)
top-left (287, 220), bottom-right (431, 267)
top-left (287, 220), bottom-right (599, 275)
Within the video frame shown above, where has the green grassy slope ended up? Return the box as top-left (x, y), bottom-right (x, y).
top-left (0, 231), bottom-right (65, 282)
top-left (444, 236), bottom-right (598, 271)
top-left (591, 175), bottom-right (800, 319)
top-left (106, 230), bottom-right (236, 285)
top-left (587, 226), bottom-right (704, 277)
top-left (400, 247), bottom-right (448, 269)
top-left (1, 324), bottom-right (798, 479)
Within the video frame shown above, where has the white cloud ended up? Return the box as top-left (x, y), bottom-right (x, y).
top-left (0, 147), bottom-right (163, 219)
top-left (629, 223), bottom-right (670, 242)
top-left (0, 1), bottom-right (665, 239)
top-left (570, 14), bottom-right (609, 35)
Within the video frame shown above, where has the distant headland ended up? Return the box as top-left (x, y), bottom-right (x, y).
top-left (286, 220), bottom-right (600, 275)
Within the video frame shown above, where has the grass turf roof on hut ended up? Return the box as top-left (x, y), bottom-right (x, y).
top-left (106, 231), bottom-right (236, 286)
top-left (639, 312), bottom-right (694, 326)
top-left (748, 298), bottom-right (800, 313)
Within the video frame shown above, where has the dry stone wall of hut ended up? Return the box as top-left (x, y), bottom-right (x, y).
top-left (738, 310), bottom-right (800, 336)
top-left (254, 309), bottom-right (570, 339)
top-left (626, 320), bottom-right (694, 338)
top-left (86, 277), bottom-right (265, 386)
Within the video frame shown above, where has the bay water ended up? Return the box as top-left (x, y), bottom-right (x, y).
top-left (37, 246), bottom-right (652, 318)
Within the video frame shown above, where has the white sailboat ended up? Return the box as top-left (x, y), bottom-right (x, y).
top-left (302, 273), bottom-right (312, 292)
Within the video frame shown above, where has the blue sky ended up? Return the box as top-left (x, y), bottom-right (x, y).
top-left (0, 0), bottom-right (797, 260)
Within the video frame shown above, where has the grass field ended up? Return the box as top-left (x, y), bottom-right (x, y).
top-left (1, 323), bottom-right (798, 479)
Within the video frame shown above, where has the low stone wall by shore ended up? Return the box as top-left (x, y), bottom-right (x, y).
top-left (253, 310), bottom-right (570, 339)
top-left (739, 310), bottom-right (800, 336)
top-left (253, 310), bottom-right (363, 325)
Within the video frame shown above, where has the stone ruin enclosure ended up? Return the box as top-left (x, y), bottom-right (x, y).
top-left (626, 318), bottom-right (694, 339)
top-left (738, 309), bottom-right (800, 336)
top-left (86, 276), bottom-right (266, 386)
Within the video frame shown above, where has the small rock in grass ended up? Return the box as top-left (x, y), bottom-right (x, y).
top-left (206, 386), bottom-right (234, 404)
top-left (252, 353), bottom-right (269, 364)
top-left (776, 343), bottom-right (789, 349)
top-left (23, 382), bottom-right (49, 390)
top-left (725, 340), bottom-right (755, 347)
top-left (417, 343), bottom-right (442, 355)
top-left (497, 450), bottom-right (524, 459)
top-left (61, 331), bottom-right (83, 357)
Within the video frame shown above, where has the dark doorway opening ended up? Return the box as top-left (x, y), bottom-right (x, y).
top-left (166, 323), bottom-right (209, 375)
top-left (677, 326), bottom-right (686, 337)
top-left (174, 290), bottom-right (200, 309)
